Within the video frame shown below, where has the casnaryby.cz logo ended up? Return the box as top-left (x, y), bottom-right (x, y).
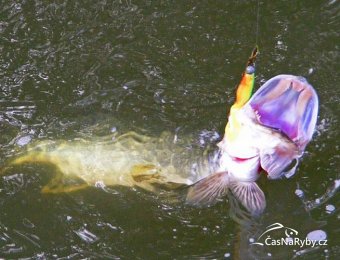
top-left (250, 223), bottom-right (328, 248)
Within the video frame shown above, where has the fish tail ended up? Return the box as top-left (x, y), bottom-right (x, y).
top-left (186, 171), bottom-right (266, 215)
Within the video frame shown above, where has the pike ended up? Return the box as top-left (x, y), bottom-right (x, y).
top-left (186, 47), bottom-right (319, 215)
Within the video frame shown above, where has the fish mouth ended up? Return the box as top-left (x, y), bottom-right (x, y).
top-left (231, 155), bottom-right (258, 163)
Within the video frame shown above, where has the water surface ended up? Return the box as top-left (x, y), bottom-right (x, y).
top-left (0, 0), bottom-right (339, 258)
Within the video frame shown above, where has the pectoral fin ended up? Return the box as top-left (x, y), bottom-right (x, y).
top-left (131, 164), bottom-right (162, 182)
top-left (186, 172), bottom-right (229, 207)
top-left (229, 181), bottom-right (266, 215)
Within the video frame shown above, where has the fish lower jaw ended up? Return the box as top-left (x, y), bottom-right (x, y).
top-left (217, 156), bottom-right (260, 182)
top-left (228, 171), bottom-right (260, 182)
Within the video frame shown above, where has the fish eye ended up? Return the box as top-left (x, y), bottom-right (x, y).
top-left (246, 65), bottom-right (255, 74)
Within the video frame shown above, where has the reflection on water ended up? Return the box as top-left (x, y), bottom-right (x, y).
top-left (0, 0), bottom-right (339, 258)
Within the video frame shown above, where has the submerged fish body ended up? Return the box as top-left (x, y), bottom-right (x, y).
top-left (3, 132), bottom-right (213, 194)
top-left (187, 49), bottom-right (319, 215)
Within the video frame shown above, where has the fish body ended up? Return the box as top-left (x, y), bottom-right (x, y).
top-left (2, 48), bottom-right (319, 215)
top-left (187, 48), bottom-right (319, 215)
top-left (3, 132), bottom-right (211, 194)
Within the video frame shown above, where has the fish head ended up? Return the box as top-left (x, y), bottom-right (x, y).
top-left (248, 75), bottom-right (319, 150)
top-left (239, 75), bottom-right (319, 179)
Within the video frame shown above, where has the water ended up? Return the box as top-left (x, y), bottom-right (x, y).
top-left (0, 0), bottom-right (339, 258)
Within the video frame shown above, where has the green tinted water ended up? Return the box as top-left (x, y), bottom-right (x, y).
top-left (0, 0), bottom-right (339, 259)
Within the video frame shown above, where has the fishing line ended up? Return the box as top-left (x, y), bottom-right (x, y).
top-left (255, 0), bottom-right (261, 45)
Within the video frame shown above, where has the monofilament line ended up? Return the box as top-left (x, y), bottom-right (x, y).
top-left (255, 0), bottom-right (261, 45)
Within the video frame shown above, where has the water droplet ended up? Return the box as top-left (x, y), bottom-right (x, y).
top-left (22, 218), bottom-right (35, 228)
top-left (74, 228), bottom-right (98, 243)
top-left (16, 135), bottom-right (32, 146)
top-left (38, 73), bottom-right (49, 80)
top-left (95, 181), bottom-right (106, 189)
top-left (295, 189), bottom-right (304, 198)
top-left (325, 204), bottom-right (335, 214)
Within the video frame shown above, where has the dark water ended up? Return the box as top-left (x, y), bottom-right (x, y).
top-left (0, 0), bottom-right (339, 259)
